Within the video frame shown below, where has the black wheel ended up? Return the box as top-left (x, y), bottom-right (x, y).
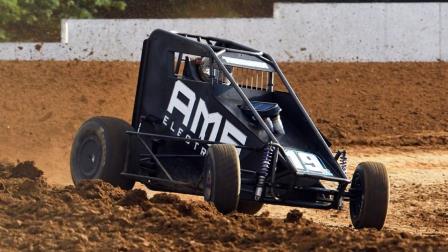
top-left (70, 116), bottom-right (135, 190)
top-left (203, 144), bottom-right (240, 214)
top-left (237, 200), bottom-right (264, 215)
top-left (349, 162), bottom-right (389, 229)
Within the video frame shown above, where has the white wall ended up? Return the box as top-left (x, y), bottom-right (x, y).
top-left (0, 2), bottom-right (447, 62)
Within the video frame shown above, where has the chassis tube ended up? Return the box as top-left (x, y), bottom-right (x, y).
top-left (135, 134), bottom-right (174, 181)
top-left (126, 130), bottom-right (256, 150)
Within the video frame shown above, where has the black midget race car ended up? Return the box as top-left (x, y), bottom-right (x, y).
top-left (70, 29), bottom-right (389, 229)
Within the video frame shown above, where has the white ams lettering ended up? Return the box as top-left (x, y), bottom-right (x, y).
top-left (191, 99), bottom-right (222, 142)
top-left (164, 80), bottom-right (247, 153)
top-left (166, 82), bottom-right (195, 126)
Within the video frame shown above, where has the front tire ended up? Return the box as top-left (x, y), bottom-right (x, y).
top-left (349, 162), bottom-right (389, 229)
top-left (237, 200), bottom-right (264, 215)
top-left (70, 116), bottom-right (134, 189)
top-left (203, 144), bottom-right (240, 214)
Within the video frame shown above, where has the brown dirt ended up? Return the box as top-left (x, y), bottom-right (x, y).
top-left (0, 61), bottom-right (447, 250)
top-left (0, 162), bottom-right (446, 251)
top-left (282, 62), bottom-right (448, 147)
top-left (265, 146), bottom-right (448, 237)
top-left (0, 61), bottom-right (446, 183)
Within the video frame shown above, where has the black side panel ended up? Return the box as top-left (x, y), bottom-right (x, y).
top-left (132, 29), bottom-right (212, 128)
top-left (132, 39), bottom-right (150, 128)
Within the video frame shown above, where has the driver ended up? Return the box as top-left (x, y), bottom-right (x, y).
top-left (194, 57), bottom-right (233, 85)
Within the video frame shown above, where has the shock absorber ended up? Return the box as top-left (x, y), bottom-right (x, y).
top-left (255, 145), bottom-right (274, 200)
top-left (336, 149), bottom-right (347, 174)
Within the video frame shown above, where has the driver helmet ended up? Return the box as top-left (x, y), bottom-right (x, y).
top-left (197, 57), bottom-right (233, 85)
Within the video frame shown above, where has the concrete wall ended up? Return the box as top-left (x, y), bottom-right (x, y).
top-left (0, 2), bottom-right (447, 62)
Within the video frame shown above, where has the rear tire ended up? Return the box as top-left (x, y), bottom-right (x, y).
top-left (237, 200), bottom-right (264, 215)
top-left (203, 144), bottom-right (240, 214)
top-left (70, 116), bottom-right (135, 190)
top-left (349, 162), bottom-right (389, 229)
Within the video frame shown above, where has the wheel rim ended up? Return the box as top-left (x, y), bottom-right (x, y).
top-left (77, 135), bottom-right (103, 178)
top-left (350, 171), bottom-right (364, 219)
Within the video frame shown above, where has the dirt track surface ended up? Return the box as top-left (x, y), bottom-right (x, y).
top-left (0, 162), bottom-right (446, 251)
top-left (0, 61), bottom-right (447, 183)
top-left (0, 61), bottom-right (447, 250)
top-left (267, 146), bottom-right (448, 236)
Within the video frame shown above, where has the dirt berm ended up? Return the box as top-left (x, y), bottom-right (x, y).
top-left (0, 161), bottom-right (446, 251)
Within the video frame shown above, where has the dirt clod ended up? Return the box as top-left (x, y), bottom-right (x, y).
top-left (75, 179), bottom-right (124, 200)
top-left (10, 161), bottom-right (43, 179)
top-left (117, 189), bottom-right (147, 206)
top-left (150, 192), bottom-right (181, 204)
top-left (285, 209), bottom-right (303, 223)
